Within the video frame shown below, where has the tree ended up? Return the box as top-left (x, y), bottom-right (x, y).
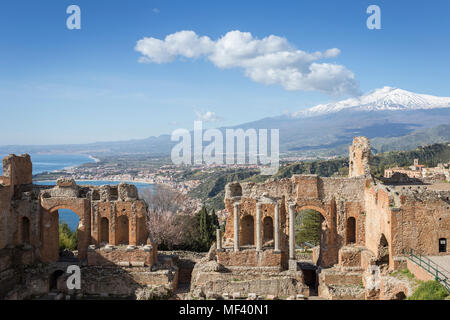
top-left (146, 210), bottom-right (184, 250)
top-left (296, 209), bottom-right (322, 247)
top-left (59, 223), bottom-right (77, 251)
top-left (140, 185), bottom-right (190, 250)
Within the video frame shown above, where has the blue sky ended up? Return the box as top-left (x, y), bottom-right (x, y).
top-left (0, 0), bottom-right (449, 145)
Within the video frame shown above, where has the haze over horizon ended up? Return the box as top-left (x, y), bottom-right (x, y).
top-left (1, 1), bottom-right (450, 145)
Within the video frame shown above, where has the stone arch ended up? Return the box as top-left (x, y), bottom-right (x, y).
top-left (21, 216), bottom-right (30, 244)
top-left (116, 215), bottom-right (129, 245)
top-left (346, 217), bottom-right (356, 244)
top-left (100, 217), bottom-right (109, 244)
top-left (40, 198), bottom-right (90, 262)
top-left (296, 205), bottom-right (329, 226)
top-left (295, 204), bottom-right (331, 267)
top-left (240, 215), bottom-right (254, 246)
top-left (263, 216), bottom-right (273, 242)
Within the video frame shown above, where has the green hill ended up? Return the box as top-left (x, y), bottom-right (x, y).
top-left (191, 141), bottom-right (450, 211)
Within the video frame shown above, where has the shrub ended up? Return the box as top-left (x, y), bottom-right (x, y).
top-left (59, 222), bottom-right (77, 251)
top-left (408, 280), bottom-right (449, 300)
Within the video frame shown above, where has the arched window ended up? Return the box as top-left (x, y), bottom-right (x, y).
top-left (263, 216), bottom-right (274, 242)
top-left (21, 217), bottom-right (30, 244)
top-left (100, 217), bottom-right (109, 244)
top-left (346, 217), bottom-right (356, 244)
top-left (117, 215), bottom-right (129, 245)
top-left (439, 238), bottom-right (447, 253)
top-left (240, 215), bottom-right (254, 246)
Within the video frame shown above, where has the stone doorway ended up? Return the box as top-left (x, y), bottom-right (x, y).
top-left (240, 215), bottom-right (255, 246)
top-left (100, 217), bottom-right (109, 245)
top-left (263, 216), bottom-right (274, 243)
top-left (346, 217), bottom-right (356, 244)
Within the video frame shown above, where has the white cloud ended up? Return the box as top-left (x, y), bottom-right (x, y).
top-left (135, 30), bottom-right (359, 96)
top-left (152, 8), bottom-right (159, 13)
top-left (195, 110), bottom-right (223, 122)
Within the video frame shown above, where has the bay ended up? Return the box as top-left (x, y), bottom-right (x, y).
top-left (0, 153), bottom-right (96, 175)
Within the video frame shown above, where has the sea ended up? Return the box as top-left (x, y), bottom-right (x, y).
top-left (0, 153), bottom-right (155, 231)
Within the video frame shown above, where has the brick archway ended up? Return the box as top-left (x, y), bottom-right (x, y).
top-left (292, 204), bottom-right (337, 267)
top-left (40, 198), bottom-right (91, 262)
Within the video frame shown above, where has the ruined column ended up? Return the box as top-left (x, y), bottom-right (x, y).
top-left (233, 203), bottom-right (240, 252)
top-left (274, 202), bottom-right (280, 252)
top-left (289, 203), bottom-right (296, 260)
top-left (216, 228), bottom-right (222, 250)
top-left (256, 202), bottom-right (262, 251)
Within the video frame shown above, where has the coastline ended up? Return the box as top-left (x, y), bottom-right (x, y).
top-left (88, 155), bottom-right (101, 163)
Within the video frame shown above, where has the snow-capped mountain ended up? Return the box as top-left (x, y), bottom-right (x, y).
top-left (292, 87), bottom-right (450, 118)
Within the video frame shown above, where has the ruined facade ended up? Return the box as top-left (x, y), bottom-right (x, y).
top-left (0, 154), bottom-right (168, 299)
top-left (193, 137), bottom-right (450, 299)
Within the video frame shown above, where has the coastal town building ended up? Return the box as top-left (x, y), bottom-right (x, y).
top-left (384, 158), bottom-right (450, 181)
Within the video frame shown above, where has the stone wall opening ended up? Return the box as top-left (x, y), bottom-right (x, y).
top-left (376, 233), bottom-right (389, 267)
top-left (117, 215), bottom-right (129, 245)
top-left (58, 209), bottom-right (80, 262)
top-left (394, 291), bottom-right (406, 300)
top-left (439, 238), bottom-right (447, 253)
top-left (229, 183), bottom-right (242, 197)
top-left (21, 216), bottom-right (30, 245)
top-left (346, 217), bottom-right (356, 244)
top-left (295, 208), bottom-right (326, 266)
top-left (136, 216), bottom-right (148, 245)
top-left (240, 215), bottom-right (254, 246)
top-left (100, 217), bottom-right (109, 245)
top-left (263, 216), bottom-right (273, 243)
top-left (49, 270), bottom-right (64, 291)
top-left (296, 209), bottom-right (323, 249)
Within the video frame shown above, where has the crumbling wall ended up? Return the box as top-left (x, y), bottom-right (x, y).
top-left (348, 136), bottom-right (371, 178)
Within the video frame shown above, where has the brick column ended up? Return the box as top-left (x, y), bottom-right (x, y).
top-left (234, 203), bottom-right (240, 252)
top-left (256, 202), bottom-right (262, 251)
top-left (274, 202), bottom-right (280, 252)
top-left (289, 203), bottom-right (296, 260)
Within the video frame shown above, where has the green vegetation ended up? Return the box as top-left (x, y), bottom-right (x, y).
top-left (408, 280), bottom-right (449, 300)
top-left (59, 223), bottom-right (77, 251)
top-left (187, 168), bottom-right (260, 209)
top-left (274, 158), bottom-right (348, 180)
top-left (174, 206), bottom-right (220, 252)
top-left (391, 268), bottom-right (415, 281)
top-left (296, 209), bottom-right (322, 247)
top-left (371, 124), bottom-right (450, 153)
top-left (370, 142), bottom-right (450, 177)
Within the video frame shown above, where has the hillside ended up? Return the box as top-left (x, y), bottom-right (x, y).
top-left (193, 142), bottom-right (450, 210)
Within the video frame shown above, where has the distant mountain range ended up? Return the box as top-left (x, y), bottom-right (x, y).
top-left (1, 87), bottom-right (450, 157)
top-left (292, 86), bottom-right (450, 117)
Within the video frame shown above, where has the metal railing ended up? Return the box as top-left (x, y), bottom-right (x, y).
top-left (404, 248), bottom-right (450, 292)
